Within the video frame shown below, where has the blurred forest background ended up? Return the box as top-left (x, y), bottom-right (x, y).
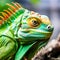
top-left (15, 0), bottom-right (60, 40)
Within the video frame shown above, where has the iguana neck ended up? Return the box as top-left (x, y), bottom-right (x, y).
top-left (9, 13), bottom-right (24, 38)
top-left (0, 8), bottom-right (25, 38)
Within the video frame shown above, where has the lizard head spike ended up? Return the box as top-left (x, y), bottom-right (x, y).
top-left (1, 12), bottom-right (9, 20)
top-left (12, 2), bottom-right (20, 9)
top-left (4, 10), bottom-right (12, 16)
top-left (8, 8), bottom-right (14, 14)
top-left (6, 3), bottom-right (17, 12)
top-left (0, 16), bottom-right (4, 21)
top-left (15, 2), bottom-right (22, 8)
top-left (0, 20), bottom-right (3, 25)
top-left (0, 16), bottom-right (4, 25)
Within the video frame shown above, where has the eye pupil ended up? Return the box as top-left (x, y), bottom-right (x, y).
top-left (32, 20), bottom-right (38, 25)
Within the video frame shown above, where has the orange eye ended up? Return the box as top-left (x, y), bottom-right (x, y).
top-left (27, 17), bottom-right (41, 28)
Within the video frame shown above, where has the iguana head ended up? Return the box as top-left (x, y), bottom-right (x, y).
top-left (18, 9), bottom-right (54, 44)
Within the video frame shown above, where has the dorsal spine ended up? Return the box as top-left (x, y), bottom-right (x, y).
top-left (0, 2), bottom-right (25, 26)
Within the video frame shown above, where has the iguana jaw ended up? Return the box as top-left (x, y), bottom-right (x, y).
top-left (18, 28), bottom-right (53, 42)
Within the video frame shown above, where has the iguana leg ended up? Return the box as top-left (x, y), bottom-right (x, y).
top-left (0, 35), bottom-right (18, 60)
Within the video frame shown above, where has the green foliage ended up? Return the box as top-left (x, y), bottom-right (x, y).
top-left (0, 0), bottom-right (15, 6)
top-left (0, 0), bottom-right (15, 11)
top-left (29, 0), bottom-right (40, 4)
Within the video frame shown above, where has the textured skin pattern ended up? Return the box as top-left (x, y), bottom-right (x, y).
top-left (0, 2), bottom-right (54, 60)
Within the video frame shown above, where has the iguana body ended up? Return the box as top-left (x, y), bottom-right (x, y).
top-left (0, 2), bottom-right (54, 60)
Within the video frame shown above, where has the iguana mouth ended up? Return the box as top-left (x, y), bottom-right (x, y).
top-left (19, 28), bottom-right (52, 34)
top-left (18, 28), bottom-right (52, 41)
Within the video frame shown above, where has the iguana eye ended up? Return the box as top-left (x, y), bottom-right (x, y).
top-left (27, 17), bottom-right (41, 28)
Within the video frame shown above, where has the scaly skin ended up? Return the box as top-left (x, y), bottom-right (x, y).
top-left (0, 2), bottom-right (54, 60)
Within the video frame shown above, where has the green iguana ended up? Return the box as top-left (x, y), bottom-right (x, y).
top-left (0, 1), bottom-right (54, 60)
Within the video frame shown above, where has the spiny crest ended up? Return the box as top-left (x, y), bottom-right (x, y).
top-left (0, 16), bottom-right (4, 25)
top-left (0, 2), bottom-right (22, 25)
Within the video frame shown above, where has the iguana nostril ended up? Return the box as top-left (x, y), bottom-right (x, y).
top-left (47, 25), bottom-right (51, 29)
top-left (47, 25), bottom-right (54, 31)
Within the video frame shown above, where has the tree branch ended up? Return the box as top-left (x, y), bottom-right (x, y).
top-left (32, 34), bottom-right (60, 60)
